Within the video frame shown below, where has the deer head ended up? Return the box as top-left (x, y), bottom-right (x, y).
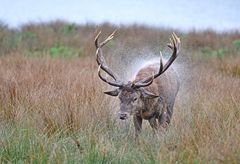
top-left (95, 30), bottom-right (180, 120)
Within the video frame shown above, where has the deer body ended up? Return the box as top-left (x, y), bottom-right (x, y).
top-left (132, 63), bottom-right (180, 135)
top-left (94, 31), bottom-right (181, 137)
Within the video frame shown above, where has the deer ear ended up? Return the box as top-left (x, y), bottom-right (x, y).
top-left (104, 89), bottom-right (119, 97)
top-left (141, 89), bottom-right (159, 99)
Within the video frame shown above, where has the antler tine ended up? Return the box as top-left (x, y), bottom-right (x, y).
top-left (158, 51), bottom-right (164, 75)
top-left (95, 30), bottom-right (117, 48)
top-left (134, 50), bottom-right (164, 87)
top-left (167, 33), bottom-right (180, 51)
top-left (94, 31), bottom-right (102, 48)
top-left (100, 29), bottom-right (117, 47)
top-left (97, 65), bottom-right (123, 87)
top-left (173, 32), bottom-right (181, 52)
top-left (151, 50), bottom-right (164, 80)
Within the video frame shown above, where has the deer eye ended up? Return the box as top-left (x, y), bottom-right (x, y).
top-left (133, 97), bottom-right (137, 102)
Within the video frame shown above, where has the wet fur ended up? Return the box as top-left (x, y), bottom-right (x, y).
top-left (133, 63), bottom-right (180, 136)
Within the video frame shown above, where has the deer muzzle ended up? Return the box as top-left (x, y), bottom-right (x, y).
top-left (118, 112), bottom-right (129, 120)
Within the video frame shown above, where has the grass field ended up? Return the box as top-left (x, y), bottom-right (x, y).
top-left (0, 21), bottom-right (240, 163)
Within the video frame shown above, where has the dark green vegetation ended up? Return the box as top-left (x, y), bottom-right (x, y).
top-left (0, 21), bottom-right (240, 163)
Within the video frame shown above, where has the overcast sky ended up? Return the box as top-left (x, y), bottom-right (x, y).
top-left (0, 0), bottom-right (239, 31)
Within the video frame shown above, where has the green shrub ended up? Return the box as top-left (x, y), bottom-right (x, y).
top-left (61, 24), bottom-right (77, 34)
top-left (233, 39), bottom-right (240, 50)
top-left (201, 47), bottom-right (227, 58)
top-left (49, 44), bottom-right (83, 58)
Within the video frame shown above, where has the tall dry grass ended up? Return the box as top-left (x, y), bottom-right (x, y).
top-left (0, 55), bottom-right (114, 132)
top-left (0, 22), bottom-right (239, 163)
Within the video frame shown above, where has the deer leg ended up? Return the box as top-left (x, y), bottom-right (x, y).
top-left (166, 102), bottom-right (174, 124)
top-left (158, 112), bottom-right (169, 128)
top-left (148, 117), bottom-right (159, 133)
top-left (158, 102), bottom-right (169, 128)
top-left (158, 102), bottom-right (174, 128)
top-left (133, 115), bottom-right (142, 138)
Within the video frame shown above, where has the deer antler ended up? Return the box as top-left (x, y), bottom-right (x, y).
top-left (95, 30), bottom-right (123, 87)
top-left (134, 33), bottom-right (180, 87)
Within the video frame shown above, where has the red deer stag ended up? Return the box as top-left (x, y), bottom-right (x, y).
top-left (95, 30), bottom-right (180, 137)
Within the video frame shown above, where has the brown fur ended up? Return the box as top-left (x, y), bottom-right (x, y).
top-left (132, 63), bottom-right (180, 136)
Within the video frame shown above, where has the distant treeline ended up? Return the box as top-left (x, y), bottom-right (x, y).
top-left (0, 20), bottom-right (240, 58)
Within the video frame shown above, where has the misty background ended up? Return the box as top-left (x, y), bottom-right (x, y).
top-left (0, 0), bottom-right (239, 31)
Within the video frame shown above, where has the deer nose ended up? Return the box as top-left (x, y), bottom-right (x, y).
top-left (119, 112), bottom-right (128, 120)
